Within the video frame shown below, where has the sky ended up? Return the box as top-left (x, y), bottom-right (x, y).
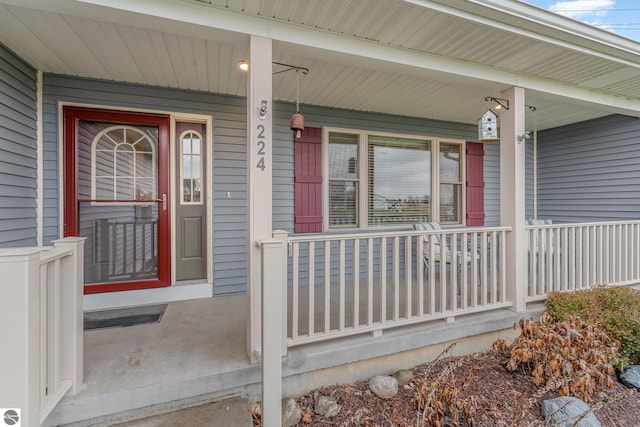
top-left (522, 0), bottom-right (640, 41)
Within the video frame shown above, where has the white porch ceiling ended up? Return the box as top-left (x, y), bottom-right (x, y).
top-left (1, 0), bottom-right (640, 130)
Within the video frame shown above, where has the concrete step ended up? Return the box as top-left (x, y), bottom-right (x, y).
top-left (111, 397), bottom-right (253, 427)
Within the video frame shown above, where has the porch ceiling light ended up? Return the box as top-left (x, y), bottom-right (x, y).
top-left (238, 60), bottom-right (249, 71)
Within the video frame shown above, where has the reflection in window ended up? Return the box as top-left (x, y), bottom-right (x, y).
top-left (181, 131), bottom-right (203, 204)
top-left (368, 135), bottom-right (431, 227)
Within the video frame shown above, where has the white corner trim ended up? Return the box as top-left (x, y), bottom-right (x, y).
top-left (83, 282), bottom-right (214, 311)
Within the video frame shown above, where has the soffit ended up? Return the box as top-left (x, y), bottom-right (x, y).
top-left (0, 0), bottom-right (638, 130)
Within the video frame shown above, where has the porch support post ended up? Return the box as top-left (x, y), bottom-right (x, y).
top-left (247, 35), bottom-right (273, 363)
top-left (500, 86), bottom-right (527, 312)
top-left (260, 236), bottom-right (285, 427)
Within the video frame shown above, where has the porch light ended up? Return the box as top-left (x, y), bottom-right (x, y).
top-left (238, 60), bottom-right (249, 71)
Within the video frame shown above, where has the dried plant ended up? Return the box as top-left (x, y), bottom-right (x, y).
top-left (499, 313), bottom-right (620, 403)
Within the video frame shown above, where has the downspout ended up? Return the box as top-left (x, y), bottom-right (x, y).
top-left (533, 130), bottom-right (537, 220)
top-left (36, 70), bottom-right (43, 246)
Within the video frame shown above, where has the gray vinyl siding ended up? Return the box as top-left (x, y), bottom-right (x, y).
top-left (0, 42), bottom-right (37, 247)
top-left (42, 74), bottom-right (247, 296)
top-left (537, 114), bottom-right (640, 223)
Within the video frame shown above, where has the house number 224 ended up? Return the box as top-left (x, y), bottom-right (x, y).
top-left (256, 124), bottom-right (266, 171)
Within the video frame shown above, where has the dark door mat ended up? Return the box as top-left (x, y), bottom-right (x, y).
top-left (84, 304), bottom-right (168, 331)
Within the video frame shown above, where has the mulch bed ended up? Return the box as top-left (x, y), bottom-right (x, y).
top-left (255, 349), bottom-right (640, 426)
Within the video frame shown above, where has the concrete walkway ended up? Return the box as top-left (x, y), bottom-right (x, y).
top-left (112, 397), bottom-right (253, 427)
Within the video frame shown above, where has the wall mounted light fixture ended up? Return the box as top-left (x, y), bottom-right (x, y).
top-left (238, 60), bottom-right (249, 71)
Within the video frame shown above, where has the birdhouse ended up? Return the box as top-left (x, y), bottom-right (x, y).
top-left (478, 109), bottom-right (499, 143)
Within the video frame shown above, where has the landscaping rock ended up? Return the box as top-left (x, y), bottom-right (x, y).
top-left (541, 396), bottom-right (600, 427)
top-left (619, 365), bottom-right (640, 391)
top-left (369, 375), bottom-right (398, 399)
top-left (314, 395), bottom-right (340, 418)
top-left (282, 397), bottom-right (302, 427)
top-left (393, 369), bottom-right (414, 387)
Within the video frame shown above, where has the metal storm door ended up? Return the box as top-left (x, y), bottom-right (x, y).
top-left (63, 107), bottom-right (171, 294)
top-left (175, 122), bottom-right (207, 282)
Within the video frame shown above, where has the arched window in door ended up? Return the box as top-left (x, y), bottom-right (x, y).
top-left (90, 125), bottom-right (157, 202)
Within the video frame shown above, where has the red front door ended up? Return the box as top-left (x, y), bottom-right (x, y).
top-left (63, 107), bottom-right (171, 293)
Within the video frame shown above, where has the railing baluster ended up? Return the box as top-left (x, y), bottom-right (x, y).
top-left (429, 232), bottom-right (436, 314)
top-left (308, 242), bottom-right (315, 338)
top-left (417, 235), bottom-right (424, 316)
top-left (367, 238), bottom-right (374, 326)
top-left (380, 237), bottom-right (387, 323)
top-left (489, 231), bottom-right (498, 303)
top-left (480, 231), bottom-right (487, 306)
top-left (460, 232), bottom-right (468, 310)
top-left (450, 232), bottom-right (457, 311)
top-left (353, 238), bottom-right (360, 329)
top-left (339, 240), bottom-right (346, 332)
top-left (393, 237), bottom-right (400, 321)
top-left (439, 231), bottom-right (447, 312)
top-left (292, 242), bottom-right (299, 340)
top-left (404, 236), bottom-right (412, 319)
top-left (324, 241), bottom-right (331, 334)
top-left (470, 232), bottom-right (478, 306)
top-left (500, 230), bottom-right (506, 302)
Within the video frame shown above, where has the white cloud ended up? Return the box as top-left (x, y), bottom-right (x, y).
top-left (549, 0), bottom-right (614, 19)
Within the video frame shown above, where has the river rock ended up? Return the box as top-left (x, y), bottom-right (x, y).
top-left (369, 375), bottom-right (398, 399)
top-left (619, 365), bottom-right (640, 391)
top-left (282, 397), bottom-right (302, 427)
top-left (393, 369), bottom-right (414, 386)
top-left (314, 395), bottom-right (340, 418)
top-left (541, 396), bottom-right (600, 427)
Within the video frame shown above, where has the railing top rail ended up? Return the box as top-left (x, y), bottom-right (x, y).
top-left (39, 246), bottom-right (74, 264)
top-left (525, 220), bottom-right (640, 229)
top-left (288, 226), bottom-right (512, 243)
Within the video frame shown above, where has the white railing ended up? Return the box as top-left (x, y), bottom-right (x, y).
top-left (0, 237), bottom-right (85, 427)
top-left (284, 227), bottom-right (511, 347)
top-left (527, 221), bottom-right (640, 301)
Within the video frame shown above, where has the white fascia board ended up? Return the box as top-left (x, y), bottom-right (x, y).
top-left (403, 0), bottom-right (640, 67)
top-left (6, 0), bottom-right (640, 113)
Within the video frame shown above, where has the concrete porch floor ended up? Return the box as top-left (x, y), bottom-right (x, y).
top-left (44, 295), bottom-right (258, 426)
top-left (44, 291), bottom-right (542, 426)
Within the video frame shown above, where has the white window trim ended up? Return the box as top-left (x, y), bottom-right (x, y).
top-left (322, 127), bottom-right (466, 231)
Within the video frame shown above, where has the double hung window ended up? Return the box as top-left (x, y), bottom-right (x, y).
top-left (325, 128), bottom-right (464, 230)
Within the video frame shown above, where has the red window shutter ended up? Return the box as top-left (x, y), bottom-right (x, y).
top-left (466, 141), bottom-right (485, 226)
top-left (294, 127), bottom-right (322, 233)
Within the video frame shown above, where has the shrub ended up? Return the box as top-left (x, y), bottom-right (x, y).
top-left (496, 313), bottom-right (620, 402)
top-left (546, 286), bottom-right (640, 368)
